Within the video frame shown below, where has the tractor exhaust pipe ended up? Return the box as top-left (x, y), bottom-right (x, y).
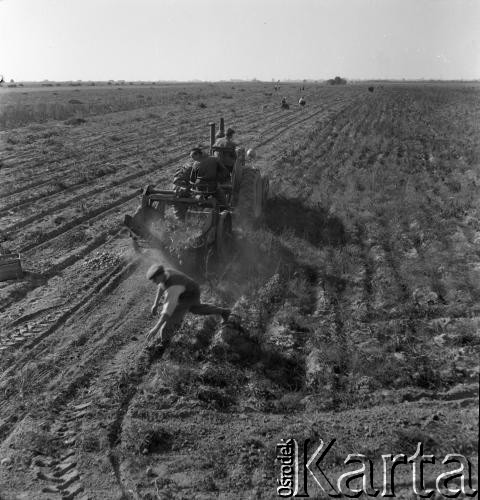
top-left (209, 122), bottom-right (216, 154)
top-left (219, 117), bottom-right (225, 137)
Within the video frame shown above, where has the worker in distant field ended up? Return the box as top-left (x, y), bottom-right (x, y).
top-left (189, 147), bottom-right (229, 206)
top-left (298, 96), bottom-right (306, 107)
top-left (213, 127), bottom-right (237, 173)
top-left (145, 264), bottom-right (231, 354)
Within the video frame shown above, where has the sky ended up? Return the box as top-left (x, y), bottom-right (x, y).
top-left (0, 0), bottom-right (479, 81)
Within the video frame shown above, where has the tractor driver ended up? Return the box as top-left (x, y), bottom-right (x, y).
top-left (189, 147), bottom-right (229, 206)
top-left (213, 127), bottom-right (237, 173)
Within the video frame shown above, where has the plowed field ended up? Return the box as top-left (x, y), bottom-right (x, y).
top-left (0, 82), bottom-right (478, 499)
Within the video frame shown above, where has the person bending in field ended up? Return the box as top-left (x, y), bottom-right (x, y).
top-left (145, 264), bottom-right (230, 356)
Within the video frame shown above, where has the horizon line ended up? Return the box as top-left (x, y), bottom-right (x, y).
top-left (2, 78), bottom-right (480, 85)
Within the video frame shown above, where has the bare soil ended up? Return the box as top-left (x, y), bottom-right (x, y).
top-left (0, 82), bottom-right (478, 499)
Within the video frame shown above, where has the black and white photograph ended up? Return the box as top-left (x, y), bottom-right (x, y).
top-left (0, 0), bottom-right (478, 498)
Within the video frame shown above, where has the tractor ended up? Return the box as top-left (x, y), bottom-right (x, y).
top-left (124, 118), bottom-right (269, 264)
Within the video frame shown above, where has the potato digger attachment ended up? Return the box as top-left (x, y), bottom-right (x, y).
top-left (124, 186), bottom-right (234, 260)
top-left (124, 118), bottom-right (269, 262)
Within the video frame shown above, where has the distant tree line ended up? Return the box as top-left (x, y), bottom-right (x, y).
top-left (327, 76), bottom-right (347, 85)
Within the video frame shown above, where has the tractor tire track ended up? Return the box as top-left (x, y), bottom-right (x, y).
top-left (0, 256), bottom-right (139, 374)
top-left (0, 267), bottom-right (167, 498)
top-left (0, 263), bottom-right (153, 449)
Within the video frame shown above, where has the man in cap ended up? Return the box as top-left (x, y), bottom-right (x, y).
top-left (212, 128), bottom-right (237, 173)
top-left (145, 264), bottom-right (230, 354)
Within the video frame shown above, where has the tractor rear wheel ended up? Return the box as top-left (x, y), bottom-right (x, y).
top-left (236, 166), bottom-right (266, 226)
